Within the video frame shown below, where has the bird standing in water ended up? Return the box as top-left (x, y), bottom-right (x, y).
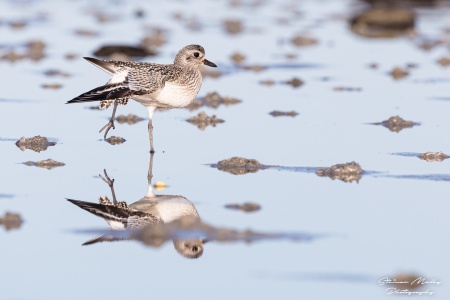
top-left (68, 154), bottom-right (205, 259)
top-left (68, 44), bottom-right (217, 153)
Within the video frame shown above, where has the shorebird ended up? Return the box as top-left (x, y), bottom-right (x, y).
top-left (68, 155), bottom-right (204, 259)
top-left (67, 44), bottom-right (217, 153)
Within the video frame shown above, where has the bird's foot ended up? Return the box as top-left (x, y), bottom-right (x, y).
top-left (99, 120), bottom-right (115, 139)
top-left (99, 169), bottom-right (114, 188)
top-left (116, 201), bottom-right (130, 210)
top-left (99, 196), bottom-right (113, 206)
top-left (99, 169), bottom-right (119, 205)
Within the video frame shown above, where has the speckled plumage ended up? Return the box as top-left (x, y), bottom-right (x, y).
top-left (68, 198), bottom-right (163, 230)
top-left (67, 155), bottom-right (204, 258)
top-left (67, 194), bottom-right (200, 235)
top-left (68, 45), bottom-right (212, 108)
top-left (92, 60), bottom-right (202, 109)
top-left (67, 44), bottom-right (217, 151)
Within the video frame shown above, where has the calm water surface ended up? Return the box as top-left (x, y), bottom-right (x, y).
top-left (1, 0), bottom-right (450, 299)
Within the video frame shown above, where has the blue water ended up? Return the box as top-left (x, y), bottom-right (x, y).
top-left (1, 0), bottom-right (450, 299)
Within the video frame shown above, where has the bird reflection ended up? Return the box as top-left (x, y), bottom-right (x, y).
top-left (68, 153), bottom-right (204, 259)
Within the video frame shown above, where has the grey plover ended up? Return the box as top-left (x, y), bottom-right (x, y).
top-left (68, 158), bottom-right (204, 258)
top-left (67, 44), bottom-right (217, 153)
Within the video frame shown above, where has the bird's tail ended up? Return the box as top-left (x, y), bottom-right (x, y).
top-left (67, 83), bottom-right (131, 104)
top-left (83, 57), bottom-right (117, 74)
top-left (67, 199), bottom-right (131, 224)
top-left (82, 234), bottom-right (130, 246)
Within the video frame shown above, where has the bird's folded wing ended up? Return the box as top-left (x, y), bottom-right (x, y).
top-left (128, 67), bottom-right (167, 94)
top-left (127, 213), bottom-right (163, 229)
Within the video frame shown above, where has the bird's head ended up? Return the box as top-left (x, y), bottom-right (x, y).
top-left (173, 239), bottom-right (204, 259)
top-left (174, 44), bottom-right (217, 69)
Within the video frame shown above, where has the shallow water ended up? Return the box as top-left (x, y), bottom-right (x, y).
top-left (1, 0), bottom-right (450, 299)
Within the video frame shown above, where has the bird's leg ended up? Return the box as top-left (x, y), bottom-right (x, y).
top-left (148, 118), bottom-right (154, 153)
top-left (99, 101), bottom-right (119, 139)
top-left (99, 169), bottom-right (118, 205)
top-left (147, 106), bottom-right (156, 153)
top-left (148, 152), bottom-right (154, 186)
top-left (145, 152), bottom-right (156, 198)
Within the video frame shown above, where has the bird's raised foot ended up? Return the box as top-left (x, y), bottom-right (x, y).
top-left (116, 201), bottom-right (130, 209)
top-left (99, 196), bottom-right (113, 206)
top-left (99, 120), bottom-right (115, 139)
top-left (99, 169), bottom-right (114, 188)
top-left (99, 169), bottom-right (119, 205)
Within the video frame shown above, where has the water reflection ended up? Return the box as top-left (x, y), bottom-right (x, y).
top-left (369, 116), bottom-right (419, 133)
top-left (210, 157), bottom-right (450, 183)
top-left (392, 152), bottom-right (450, 162)
top-left (69, 154), bottom-right (325, 256)
top-left (15, 135), bottom-right (56, 152)
top-left (68, 153), bottom-right (204, 259)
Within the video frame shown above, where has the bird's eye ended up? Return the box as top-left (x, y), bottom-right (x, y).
top-left (194, 52), bottom-right (200, 58)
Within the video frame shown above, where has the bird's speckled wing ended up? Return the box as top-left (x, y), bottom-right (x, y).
top-left (67, 199), bottom-right (163, 230)
top-left (128, 68), bottom-right (164, 94)
top-left (126, 63), bottom-right (181, 94)
top-left (127, 214), bottom-right (162, 229)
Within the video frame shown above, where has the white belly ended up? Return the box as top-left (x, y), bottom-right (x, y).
top-left (129, 196), bottom-right (200, 224)
top-left (154, 197), bottom-right (199, 223)
top-left (134, 82), bottom-right (199, 108)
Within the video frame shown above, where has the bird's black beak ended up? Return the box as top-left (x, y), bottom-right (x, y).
top-left (203, 59), bottom-right (217, 68)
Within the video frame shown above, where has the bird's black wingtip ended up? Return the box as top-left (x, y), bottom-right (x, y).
top-left (66, 98), bottom-right (86, 104)
top-left (83, 57), bottom-right (99, 63)
top-left (67, 199), bottom-right (85, 206)
top-left (82, 236), bottom-right (102, 246)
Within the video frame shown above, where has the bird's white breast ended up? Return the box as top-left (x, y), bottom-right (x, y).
top-left (154, 197), bottom-right (199, 223)
top-left (130, 196), bottom-right (199, 224)
top-left (153, 81), bottom-right (200, 108)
